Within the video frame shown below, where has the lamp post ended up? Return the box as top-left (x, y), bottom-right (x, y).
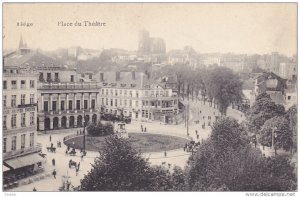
top-left (83, 110), bottom-right (86, 154)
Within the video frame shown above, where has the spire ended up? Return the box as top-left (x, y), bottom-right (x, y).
top-left (19, 34), bottom-right (24, 49)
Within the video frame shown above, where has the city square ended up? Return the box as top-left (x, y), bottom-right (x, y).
top-left (2, 3), bottom-right (297, 193)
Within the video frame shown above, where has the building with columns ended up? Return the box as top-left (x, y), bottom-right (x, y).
top-left (37, 64), bottom-right (101, 131)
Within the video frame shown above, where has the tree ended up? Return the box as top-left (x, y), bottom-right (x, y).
top-left (203, 66), bottom-right (243, 115)
top-left (80, 136), bottom-right (153, 191)
top-left (185, 117), bottom-right (296, 191)
top-left (247, 93), bottom-right (285, 132)
top-left (80, 136), bottom-right (175, 191)
top-left (86, 121), bottom-right (114, 136)
top-left (170, 166), bottom-right (186, 191)
top-left (259, 116), bottom-right (293, 155)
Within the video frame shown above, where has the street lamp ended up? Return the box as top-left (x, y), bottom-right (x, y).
top-left (83, 110), bottom-right (86, 154)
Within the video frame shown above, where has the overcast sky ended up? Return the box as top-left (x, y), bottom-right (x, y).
top-left (3, 3), bottom-right (297, 56)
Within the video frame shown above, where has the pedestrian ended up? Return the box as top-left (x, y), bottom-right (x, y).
top-left (69, 159), bottom-right (72, 168)
top-left (183, 146), bottom-right (186, 152)
top-left (51, 143), bottom-right (53, 148)
top-left (197, 134), bottom-right (199, 140)
top-left (144, 127), bottom-right (147, 132)
top-left (200, 110), bottom-right (202, 114)
top-left (195, 130), bottom-right (198, 135)
top-left (33, 187), bottom-right (37, 191)
top-left (65, 150), bottom-right (68, 155)
top-left (50, 135), bottom-right (52, 142)
top-left (67, 146), bottom-right (70, 151)
top-left (52, 169), bottom-right (56, 179)
top-left (76, 168), bottom-right (79, 176)
top-left (164, 151), bottom-right (167, 157)
top-left (52, 158), bottom-right (55, 166)
top-left (77, 162), bottom-right (80, 170)
top-left (81, 154), bottom-right (84, 161)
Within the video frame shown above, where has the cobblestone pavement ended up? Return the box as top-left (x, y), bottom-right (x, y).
top-left (8, 100), bottom-right (244, 191)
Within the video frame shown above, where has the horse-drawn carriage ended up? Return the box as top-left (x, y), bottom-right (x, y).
top-left (67, 149), bottom-right (76, 156)
top-left (46, 146), bottom-right (56, 153)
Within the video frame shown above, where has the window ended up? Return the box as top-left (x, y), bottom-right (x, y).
top-left (3, 81), bottom-right (7, 89)
top-left (145, 91), bottom-right (149, 97)
top-left (129, 112), bottom-right (132, 117)
top-left (89, 74), bottom-right (92, 79)
top-left (84, 100), bottom-right (88, 109)
top-left (288, 96), bottom-right (291, 100)
top-left (106, 89), bottom-right (108, 95)
top-left (124, 90), bottom-right (127, 96)
top-left (52, 101), bottom-right (57, 111)
top-left (120, 90), bottom-right (122, 95)
top-left (81, 74), bottom-right (85, 77)
top-left (21, 113), bottom-right (26, 127)
top-left (70, 75), bottom-right (74, 82)
top-left (106, 98), bottom-right (108, 105)
top-left (115, 90), bottom-right (118, 96)
top-left (20, 80), bottom-right (26, 89)
top-left (76, 100), bottom-right (81, 110)
top-left (21, 94), bottom-right (26, 105)
top-left (11, 80), bottom-right (17, 89)
top-left (129, 100), bottom-right (132, 107)
top-left (11, 136), bottom-right (17, 151)
top-left (91, 99), bottom-right (95, 109)
top-left (3, 95), bottom-right (6, 107)
top-left (3, 116), bottom-right (7, 130)
top-left (102, 89), bottom-right (104, 95)
top-left (11, 95), bottom-right (16, 107)
top-left (135, 112), bottom-right (138, 118)
top-left (47, 73), bottom-right (51, 82)
top-left (102, 98), bottom-right (104, 105)
top-left (124, 100), bottom-right (127, 107)
top-left (44, 101), bottom-right (49, 112)
top-left (21, 134), bottom-right (26, 149)
top-left (3, 138), bottom-right (7, 153)
top-left (110, 89), bottom-right (113, 95)
top-left (69, 100), bottom-right (73, 110)
top-left (136, 92), bottom-right (139, 98)
top-left (61, 101), bottom-right (65, 111)
top-left (129, 91), bottom-right (132, 97)
top-left (30, 133), bottom-right (34, 147)
top-left (39, 72), bottom-right (44, 81)
top-left (110, 99), bottom-right (113, 106)
top-left (30, 80), bottom-right (35, 88)
top-left (136, 101), bottom-right (139, 107)
top-left (30, 112), bottom-right (35, 125)
top-left (30, 94), bottom-right (34, 104)
top-left (55, 73), bottom-right (59, 82)
top-left (115, 99), bottom-right (118, 107)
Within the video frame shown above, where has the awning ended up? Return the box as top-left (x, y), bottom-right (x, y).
top-left (3, 165), bottom-right (10, 172)
top-left (4, 154), bottom-right (45, 169)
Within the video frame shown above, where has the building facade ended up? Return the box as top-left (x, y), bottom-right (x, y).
top-left (37, 65), bottom-right (101, 131)
top-left (98, 71), bottom-right (179, 124)
top-left (3, 66), bottom-right (44, 181)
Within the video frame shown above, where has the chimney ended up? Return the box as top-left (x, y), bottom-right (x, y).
top-left (116, 71), bottom-right (120, 81)
top-left (132, 71), bottom-right (136, 80)
top-left (100, 73), bottom-right (104, 82)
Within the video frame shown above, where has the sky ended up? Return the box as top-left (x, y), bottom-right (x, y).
top-left (3, 3), bottom-right (297, 56)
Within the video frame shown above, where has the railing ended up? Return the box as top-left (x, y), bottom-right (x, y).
top-left (4, 145), bottom-right (42, 160)
top-left (38, 82), bottom-right (101, 90)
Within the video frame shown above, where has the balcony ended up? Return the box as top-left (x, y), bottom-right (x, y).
top-left (38, 82), bottom-right (100, 90)
top-left (4, 145), bottom-right (42, 160)
top-left (18, 103), bottom-right (37, 108)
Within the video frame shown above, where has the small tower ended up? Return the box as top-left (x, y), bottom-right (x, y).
top-left (19, 35), bottom-right (30, 54)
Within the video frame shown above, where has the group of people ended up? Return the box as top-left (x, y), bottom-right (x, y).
top-left (68, 159), bottom-right (81, 176)
top-left (141, 125), bottom-right (147, 133)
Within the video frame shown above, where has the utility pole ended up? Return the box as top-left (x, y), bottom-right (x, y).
top-left (187, 84), bottom-right (190, 136)
top-left (272, 127), bottom-right (277, 156)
